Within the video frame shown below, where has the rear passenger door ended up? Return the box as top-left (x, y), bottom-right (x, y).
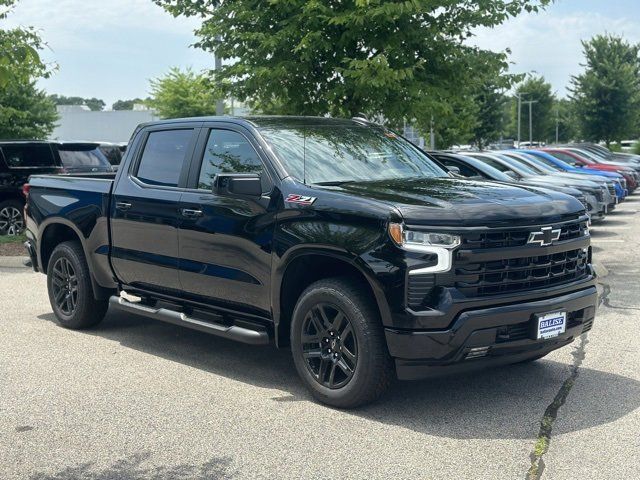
top-left (110, 125), bottom-right (199, 293)
top-left (177, 125), bottom-right (275, 314)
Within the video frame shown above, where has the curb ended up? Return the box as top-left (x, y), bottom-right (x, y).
top-left (0, 256), bottom-right (30, 269)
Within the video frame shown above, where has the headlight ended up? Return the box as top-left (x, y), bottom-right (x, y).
top-left (388, 223), bottom-right (461, 274)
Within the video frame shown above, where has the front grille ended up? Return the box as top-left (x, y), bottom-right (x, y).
top-left (594, 190), bottom-right (604, 202)
top-left (454, 248), bottom-right (589, 297)
top-left (406, 220), bottom-right (592, 307)
top-left (462, 221), bottom-right (588, 250)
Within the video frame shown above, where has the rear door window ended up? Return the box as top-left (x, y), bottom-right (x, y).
top-left (136, 129), bottom-right (194, 187)
top-left (1, 144), bottom-right (56, 168)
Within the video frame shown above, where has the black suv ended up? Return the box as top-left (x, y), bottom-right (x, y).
top-left (0, 141), bottom-right (62, 235)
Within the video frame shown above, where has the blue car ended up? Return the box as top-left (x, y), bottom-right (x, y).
top-left (517, 150), bottom-right (627, 201)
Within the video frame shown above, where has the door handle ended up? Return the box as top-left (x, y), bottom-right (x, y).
top-left (181, 208), bottom-right (203, 218)
top-left (116, 201), bottom-right (132, 211)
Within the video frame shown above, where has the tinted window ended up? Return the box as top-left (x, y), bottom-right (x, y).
top-left (438, 158), bottom-right (480, 178)
top-left (137, 130), bottom-right (193, 187)
top-left (59, 145), bottom-right (111, 169)
top-left (198, 129), bottom-right (263, 190)
top-left (99, 145), bottom-right (125, 166)
top-left (1, 144), bottom-right (56, 168)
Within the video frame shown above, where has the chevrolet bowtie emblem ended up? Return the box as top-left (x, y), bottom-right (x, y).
top-left (528, 226), bottom-right (561, 246)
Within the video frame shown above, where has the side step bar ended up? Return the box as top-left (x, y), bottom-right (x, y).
top-left (109, 296), bottom-right (269, 345)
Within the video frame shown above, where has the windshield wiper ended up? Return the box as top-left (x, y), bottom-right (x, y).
top-left (314, 180), bottom-right (357, 186)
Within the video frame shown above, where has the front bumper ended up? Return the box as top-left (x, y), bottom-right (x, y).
top-left (387, 285), bottom-right (597, 380)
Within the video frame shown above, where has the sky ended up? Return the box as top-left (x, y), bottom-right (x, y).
top-left (4, 0), bottom-right (640, 108)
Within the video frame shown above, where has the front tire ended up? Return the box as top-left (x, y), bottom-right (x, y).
top-left (47, 241), bottom-right (108, 329)
top-left (290, 277), bottom-right (394, 408)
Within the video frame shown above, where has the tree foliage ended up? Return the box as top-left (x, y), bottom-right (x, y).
top-left (0, 79), bottom-right (57, 139)
top-left (154, 0), bottom-right (550, 129)
top-left (510, 76), bottom-right (555, 143)
top-left (472, 78), bottom-right (509, 148)
top-left (48, 94), bottom-right (105, 111)
top-left (112, 98), bottom-right (146, 110)
top-left (570, 35), bottom-right (640, 147)
top-left (148, 67), bottom-right (222, 119)
top-left (0, 0), bottom-right (50, 86)
top-left (0, 0), bottom-right (57, 139)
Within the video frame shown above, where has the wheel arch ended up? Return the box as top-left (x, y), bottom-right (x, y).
top-left (38, 218), bottom-right (115, 300)
top-left (273, 247), bottom-right (392, 348)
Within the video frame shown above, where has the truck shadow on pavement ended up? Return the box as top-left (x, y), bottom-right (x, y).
top-left (28, 452), bottom-right (236, 480)
top-left (38, 311), bottom-right (640, 441)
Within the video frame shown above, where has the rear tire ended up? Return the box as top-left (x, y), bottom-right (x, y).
top-left (46, 241), bottom-right (108, 329)
top-left (290, 277), bottom-right (394, 408)
top-left (0, 199), bottom-right (25, 236)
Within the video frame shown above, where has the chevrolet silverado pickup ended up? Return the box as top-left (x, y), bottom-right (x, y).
top-left (24, 116), bottom-right (598, 408)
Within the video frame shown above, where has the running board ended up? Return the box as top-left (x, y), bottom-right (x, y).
top-left (109, 296), bottom-right (269, 345)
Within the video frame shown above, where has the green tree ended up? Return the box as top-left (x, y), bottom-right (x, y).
top-left (552, 98), bottom-right (578, 144)
top-left (511, 76), bottom-right (555, 143)
top-left (154, 0), bottom-right (550, 127)
top-left (148, 67), bottom-right (222, 119)
top-left (0, 0), bottom-right (57, 139)
top-left (112, 98), bottom-right (145, 110)
top-left (472, 79), bottom-right (509, 149)
top-left (570, 35), bottom-right (640, 147)
top-left (0, 79), bottom-right (57, 139)
top-left (0, 0), bottom-right (49, 85)
top-left (48, 94), bottom-right (105, 111)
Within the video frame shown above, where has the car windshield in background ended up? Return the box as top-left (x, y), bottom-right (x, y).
top-left (259, 125), bottom-right (447, 184)
top-left (58, 144), bottom-right (112, 170)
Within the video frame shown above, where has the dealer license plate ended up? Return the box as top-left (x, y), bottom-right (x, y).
top-left (536, 311), bottom-right (567, 340)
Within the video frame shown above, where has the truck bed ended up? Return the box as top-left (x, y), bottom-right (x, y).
top-left (25, 173), bottom-right (116, 287)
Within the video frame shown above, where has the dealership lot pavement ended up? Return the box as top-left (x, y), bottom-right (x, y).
top-left (1, 198), bottom-right (639, 480)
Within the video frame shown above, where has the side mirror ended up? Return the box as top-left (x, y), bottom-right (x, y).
top-left (447, 166), bottom-right (461, 175)
top-left (505, 171), bottom-right (518, 180)
top-left (215, 173), bottom-right (263, 197)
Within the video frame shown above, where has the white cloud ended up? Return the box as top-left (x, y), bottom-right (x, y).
top-left (471, 9), bottom-right (640, 96)
top-left (3, 0), bottom-right (202, 51)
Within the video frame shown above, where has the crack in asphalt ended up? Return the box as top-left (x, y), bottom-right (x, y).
top-left (525, 334), bottom-right (589, 480)
top-left (599, 280), bottom-right (640, 311)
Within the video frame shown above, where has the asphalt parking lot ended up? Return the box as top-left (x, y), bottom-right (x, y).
top-left (1, 197), bottom-right (639, 480)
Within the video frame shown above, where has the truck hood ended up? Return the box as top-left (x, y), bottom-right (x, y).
top-left (320, 178), bottom-right (583, 227)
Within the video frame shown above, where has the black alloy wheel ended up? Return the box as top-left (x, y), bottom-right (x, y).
top-left (301, 303), bottom-right (359, 389)
top-left (51, 257), bottom-right (79, 316)
top-left (0, 205), bottom-right (24, 235)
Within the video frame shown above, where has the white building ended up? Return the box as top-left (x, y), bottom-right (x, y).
top-left (51, 105), bottom-right (160, 143)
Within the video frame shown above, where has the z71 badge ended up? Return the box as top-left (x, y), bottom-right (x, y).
top-left (285, 194), bottom-right (317, 205)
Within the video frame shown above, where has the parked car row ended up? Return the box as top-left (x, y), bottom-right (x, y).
top-left (0, 141), bottom-right (125, 235)
top-left (23, 116), bottom-right (621, 408)
top-left (433, 143), bottom-right (639, 225)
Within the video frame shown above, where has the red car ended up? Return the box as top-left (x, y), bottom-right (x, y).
top-left (541, 148), bottom-right (637, 192)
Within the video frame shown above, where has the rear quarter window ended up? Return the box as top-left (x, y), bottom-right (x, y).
top-left (1, 144), bottom-right (56, 168)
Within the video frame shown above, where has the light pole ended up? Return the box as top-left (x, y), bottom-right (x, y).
top-left (514, 93), bottom-right (528, 147)
top-left (523, 100), bottom-right (538, 146)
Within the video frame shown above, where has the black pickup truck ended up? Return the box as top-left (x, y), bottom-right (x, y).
top-left (24, 116), bottom-right (598, 408)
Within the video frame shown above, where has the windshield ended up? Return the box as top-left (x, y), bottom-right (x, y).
top-left (498, 154), bottom-right (540, 175)
top-left (59, 145), bottom-right (111, 169)
top-left (259, 125), bottom-right (447, 184)
top-left (510, 154), bottom-right (558, 174)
